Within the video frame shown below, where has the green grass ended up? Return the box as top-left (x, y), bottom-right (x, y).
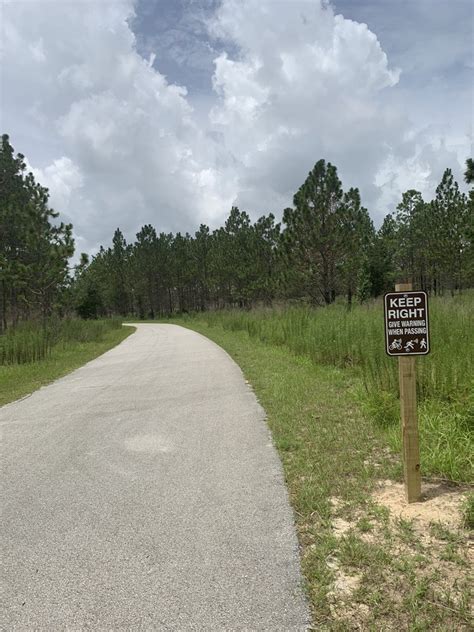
top-left (169, 318), bottom-right (472, 629)
top-left (461, 493), bottom-right (474, 530)
top-left (0, 317), bottom-right (124, 365)
top-left (174, 293), bottom-right (473, 483)
top-left (0, 322), bottom-right (134, 407)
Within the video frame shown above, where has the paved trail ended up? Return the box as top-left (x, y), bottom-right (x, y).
top-left (1, 324), bottom-right (309, 631)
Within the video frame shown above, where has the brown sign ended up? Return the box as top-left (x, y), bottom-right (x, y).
top-left (384, 291), bottom-right (430, 356)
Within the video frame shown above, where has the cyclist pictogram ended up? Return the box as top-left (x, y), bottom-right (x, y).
top-left (389, 338), bottom-right (402, 351)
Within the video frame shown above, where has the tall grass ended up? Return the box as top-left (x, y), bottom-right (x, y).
top-left (0, 318), bottom-right (123, 366)
top-left (189, 292), bottom-right (473, 481)
top-left (198, 294), bottom-right (473, 402)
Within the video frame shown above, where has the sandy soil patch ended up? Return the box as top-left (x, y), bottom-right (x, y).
top-left (373, 479), bottom-right (470, 529)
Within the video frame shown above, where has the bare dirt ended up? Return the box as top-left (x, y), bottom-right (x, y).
top-left (326, 480), bottom-right (473, 628)
top-left (373, 479), bottom-right (470, 529)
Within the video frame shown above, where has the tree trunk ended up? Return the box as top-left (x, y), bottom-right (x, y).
top-left (11, 286), bottom-right (19, 328)
top-left (0, 280), bottom-right (6, 333)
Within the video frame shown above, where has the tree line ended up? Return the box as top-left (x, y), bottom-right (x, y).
top-left (74, 159), bottom-right (474, 318)
top-left (0, 135), bottom-right (73, 333)
top-left (1, 133), bottom-right (473, 327)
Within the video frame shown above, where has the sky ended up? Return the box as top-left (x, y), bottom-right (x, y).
top-left (1, 0), bottom-right (473, 257)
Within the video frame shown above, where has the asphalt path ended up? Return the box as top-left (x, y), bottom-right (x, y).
top-left (1, 324), bottom-right (309, 631)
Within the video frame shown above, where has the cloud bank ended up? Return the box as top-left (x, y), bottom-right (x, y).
top-left (1, 0), bottom-right (470, 255)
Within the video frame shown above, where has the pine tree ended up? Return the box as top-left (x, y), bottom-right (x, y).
top-left (365, 214), bottom-right (398, 296)
top-left (193, 224), bottom-right (212, 311)
top-left (0, 134), bottom-right (74, 328)
top-left (462, 159), bottom-right (474, 287)
top-left (283, 160), bottom-right (343, 304)
top-left (171, 232), bottom-right (193, 313)
top-left (133, 225), bottom-right (159, 318)
top-left (464, 158), bottom-right (474, 184)
top-left (430, 169), bottom-right (468, 293)
top-left (252, 214), bottom-right (281, 305)
top-left (110, 229), bottom-right (131, 315)
top-left (338, 188), bottom-right (374, 306)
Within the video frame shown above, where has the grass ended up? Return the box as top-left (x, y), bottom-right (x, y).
top-left (0, 317), bottom-right (124, 365)
top-left (166, 313), bottom-right (473, 630)
top-left (175, 293), bottom-right (473, 483)
top-left (0, 320), bottom-right (134, 407)
top-left (461, 493), bottom-right (474, 529)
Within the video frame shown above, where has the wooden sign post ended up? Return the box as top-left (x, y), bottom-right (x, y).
top-left (384, 282), bottom-right (430, 503)
top-left (397, 281), bottom-right (421, 503)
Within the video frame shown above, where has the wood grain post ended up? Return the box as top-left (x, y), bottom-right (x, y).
top-left (396, 282), bottom-right (421, 503)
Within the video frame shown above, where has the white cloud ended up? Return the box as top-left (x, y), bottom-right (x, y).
top-left (1, 0), bottom-right (470, 257)
top-left (207, 0), bottom-right (468, 219)
top-left (31, 157), bottom-right (83, 212)
top-left (1, 0), bottom-right (236, 254)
